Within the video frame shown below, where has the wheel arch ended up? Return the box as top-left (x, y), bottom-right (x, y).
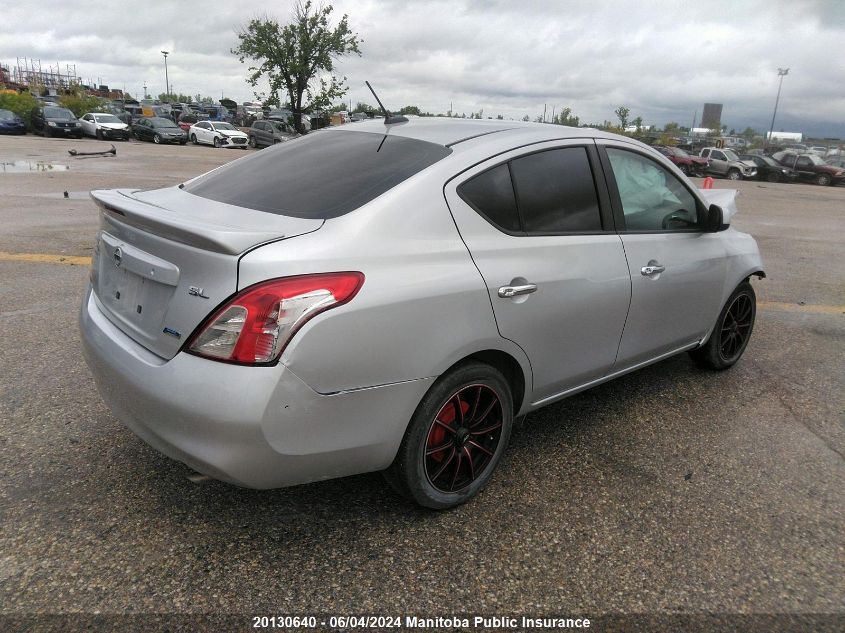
top-left (440, 348), bottom-right (530, 416)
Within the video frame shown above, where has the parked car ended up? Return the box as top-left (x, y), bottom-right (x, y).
top-left (247, 119), bottom-right (296, 148)
top-left (188, 121), bottom-right (249, 148)
top-left (131, 117), bottom-right (187, 144)
top-left (79, 112), bottom-right (131, 140)
top-left (772, 151), bottom-right (845, 186)
top-left (177, 113), bottom-right (199, 133)
top-left (699, 147), bottom-right (757, 180)
top-left (737, 154), bottom-right (793, 183)
top-left (652, 145), bottom-right (709, 176)
top-left (80, 120), bottom-right (764, 509)
top-left (30, 105), bottom-right (82, 138)
top-left (0, 108), bottom-right (26, 134)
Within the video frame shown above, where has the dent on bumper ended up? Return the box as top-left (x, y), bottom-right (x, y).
top-left (79, 288), bottom-right (432, 488)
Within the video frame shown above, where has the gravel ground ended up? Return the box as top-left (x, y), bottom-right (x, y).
top-left (0, 134), bottom-right (843, 632)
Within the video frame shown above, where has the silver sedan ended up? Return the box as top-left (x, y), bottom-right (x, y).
top-left (80, 119), bottom-right (764, 509)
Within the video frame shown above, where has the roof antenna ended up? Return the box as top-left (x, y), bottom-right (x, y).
top-left (366, 81), bottom-right (408, 125)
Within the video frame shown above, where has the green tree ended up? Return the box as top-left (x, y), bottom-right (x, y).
top-left (522, 114), bottom-right (530, 122)
top-left (614, 105), bottom-right (630, 129)
top-left (158, 92), bottom-right (195, 103)
top-left (59, 93), bottom-right (106, 117)
top-left (399, 105), bottom-right (422, 116)
top-left (663, 121), bottom-right (679, 133)
top-left (553, 106), bottom-right (580, 127)
top-left (354, 101), bottom-right (375, 113)
top-left (0, 91), bottom-right (38, 127)
top-left (632, 116), bottom-right (643, 132)
top-left (232, 1), bottom-right (361, 132)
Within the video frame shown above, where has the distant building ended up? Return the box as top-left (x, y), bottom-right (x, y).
top-left (701, 103), bottom-right (723, 131)
top-left (691, 127), bottom-right (713, 137)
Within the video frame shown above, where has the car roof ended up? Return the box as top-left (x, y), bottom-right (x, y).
top-left (326, 117), bottom-right (613, 149)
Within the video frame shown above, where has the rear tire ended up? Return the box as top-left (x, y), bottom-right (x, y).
top-left (384, 362), bottom-right (513, 509)
top-left (191, 134), bottom-right (198, 145)
top-left (689, 282), bottom-right (756, 370)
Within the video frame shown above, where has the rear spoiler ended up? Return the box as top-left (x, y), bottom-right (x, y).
top-left (90, 188), bottom-right (322, 255)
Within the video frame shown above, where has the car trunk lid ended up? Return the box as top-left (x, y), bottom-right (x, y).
top-left (90, 187), bottom-right (323, 360)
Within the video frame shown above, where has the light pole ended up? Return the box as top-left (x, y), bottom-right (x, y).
top-left (766, 68), bottom-right (789, 147)
top-left (161, 51), bottom-right (170, 97)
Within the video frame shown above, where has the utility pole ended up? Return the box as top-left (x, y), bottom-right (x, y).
top-left (161, 51), bottom-right (170, 97)
top-left (766, 68), bottom-right (789, 148)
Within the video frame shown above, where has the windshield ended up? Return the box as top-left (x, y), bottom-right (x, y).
top-left (270, 122), bottom-right (288, 132)
top-left (0, 109), bottom-right (15, 120)
top-left (759, 156), bottom-right (778, 167)
top-left (803, 154), bottom-right (825, 165)
top-left (185, 130), bottom-right (452, 219)
top-left (151, 118), bottom-right (178, 129)
top-left (672, 147), bottom-right (690, 158)
top-left (95, 114), bottom-right (121, 124)
top-left (213, 123), bottom-right (236, 131)
top-left (723, 149), bottom-right (740, 161)
top-left (44, 107), bottom-right (75, 120)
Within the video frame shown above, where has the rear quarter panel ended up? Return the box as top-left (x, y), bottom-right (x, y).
top-left (237, 172), bottom-right (531, 398)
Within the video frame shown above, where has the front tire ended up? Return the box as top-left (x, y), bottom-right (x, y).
top-left (153, 134), bottom-right (161, 144)
top-left (96, 129), bottom-right (103, 140)
top-left (690, 282), bottom-right (756, 370)
top-left (727, 168), bottom-right (742, 181)
top-left (766, 171), bottom-right (781, 183)
top-left (248, 135), bottom-right (257, 148)
top-left (815, 173), bottom-right (832, 186)
top-left (385, 362), bottom-right (513, 509)
top-left (213, 136), bottom-right (221, 148)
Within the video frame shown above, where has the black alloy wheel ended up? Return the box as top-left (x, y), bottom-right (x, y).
top-left (385, 361), bottom-right (514, 509)
top-left (690, 281), bottom-right (756, 370)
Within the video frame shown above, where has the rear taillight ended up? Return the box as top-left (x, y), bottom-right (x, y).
top-left (186, 272), bottom-right (364, 365)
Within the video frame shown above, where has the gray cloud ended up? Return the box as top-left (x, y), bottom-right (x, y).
top-left (3, 0), bottom-right (844, 136)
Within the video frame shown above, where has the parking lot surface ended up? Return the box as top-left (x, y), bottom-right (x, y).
top-left (1, 135), bottom-right (843, 629)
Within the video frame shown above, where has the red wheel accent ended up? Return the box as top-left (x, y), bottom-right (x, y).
top-left (424, 384), bottom-right (504, 493)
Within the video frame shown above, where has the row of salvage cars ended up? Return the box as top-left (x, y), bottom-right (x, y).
top-left (654, 144), bottom-right (844, 186)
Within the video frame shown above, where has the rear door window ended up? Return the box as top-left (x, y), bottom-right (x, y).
top-left (458, 146), bottom-right (603, 234)
top-left (509, 148), bottom-right (602, 233)
top-left (185, 131), bottom-right (452, 219)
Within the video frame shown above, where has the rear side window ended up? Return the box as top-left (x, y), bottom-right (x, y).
top-left (457, 164), bottom-right (520, 232)
top-left (185, 131), bottom-right (452, 219)
top-left (510, 148), bottom-right (602, 233)
top-left (458, 146), bottom-right (602, 234)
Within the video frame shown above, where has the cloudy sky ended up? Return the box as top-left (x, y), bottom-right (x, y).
top-left (3, 0), bottom-right (844, 137)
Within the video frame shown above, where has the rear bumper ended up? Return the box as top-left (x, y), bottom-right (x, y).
top-left (79, 286), bottom-right (431, 488)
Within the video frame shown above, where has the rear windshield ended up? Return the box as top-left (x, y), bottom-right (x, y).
top-left (184, 130), bottom-right (452, 219)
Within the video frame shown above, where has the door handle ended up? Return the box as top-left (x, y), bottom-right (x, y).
top-left (641, 262), bottom-right (666, 276)
top-left (498, 283), bottom-right (537, 298)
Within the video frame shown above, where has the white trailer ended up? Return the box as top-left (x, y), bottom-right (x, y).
top-left (767, 131), bottom-right (803, 143)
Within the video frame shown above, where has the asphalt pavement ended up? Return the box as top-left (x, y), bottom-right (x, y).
top-left (0, 135), bottom-right (843, 631)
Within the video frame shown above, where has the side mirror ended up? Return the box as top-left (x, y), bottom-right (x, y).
top-left (705, 204), bottom-right (724, 232)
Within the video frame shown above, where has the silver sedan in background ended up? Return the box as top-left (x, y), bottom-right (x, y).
top-left (80, 119), bottom-right (764, 509)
